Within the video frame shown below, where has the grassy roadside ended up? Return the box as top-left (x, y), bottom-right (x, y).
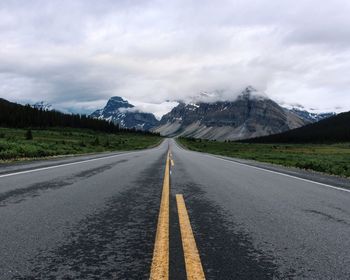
top-left (177, 137), bottom-right (350, 178)
top-left (0, 127), bottom-right (162, 162)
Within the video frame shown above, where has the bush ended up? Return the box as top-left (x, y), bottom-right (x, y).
top-left (92, 137), bottom-right (100, 146)
top-left (104, 138), bottom-right (110, 147)
top-left (25, 129), bottom-right (33, 140)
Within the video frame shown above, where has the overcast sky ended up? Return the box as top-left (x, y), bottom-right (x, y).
top-left (1, 0), bottom-right (350, 117)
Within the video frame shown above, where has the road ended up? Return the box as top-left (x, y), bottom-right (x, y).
top-left (0, 138), bottom-right (349, 279)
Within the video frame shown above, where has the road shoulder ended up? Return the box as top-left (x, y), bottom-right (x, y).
top-left (175, 139), bottom-right (350, 190)
top-left (0, 140), bottom-right (165, 176)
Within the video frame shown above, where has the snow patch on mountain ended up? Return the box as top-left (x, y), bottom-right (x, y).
top-left (281, 103), bottom-right (336, 122)
top-left (90, 96), bottom-right (159, 131)
top-left (183, 86), bottom-right (268, 105)
top-left (32, 101), bottom-right (52, 111)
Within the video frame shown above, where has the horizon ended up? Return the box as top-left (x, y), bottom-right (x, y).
top-left (1, 1), bottom-right (350, 116)
top-left (4, 85), bottom-right (343, 120)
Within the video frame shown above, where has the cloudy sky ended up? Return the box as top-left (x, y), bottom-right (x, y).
top-left (1, 0), bottom-right (350, 118)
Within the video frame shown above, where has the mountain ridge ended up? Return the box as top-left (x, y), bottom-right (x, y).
top-left (242, 110), bottom-right (350, 143)
top-left (90, 96), bottom-right (159, 131)
top-left (154, 87), bottom-right (314, 140)
top-left (88, 87), bottom-right (336, 138)
top-left (286, 107), bottom-right (335, 122)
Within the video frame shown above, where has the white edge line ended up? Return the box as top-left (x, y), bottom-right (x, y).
top-left (0, 153), bottom-right (130, 178)
top-left (174, 140), bottom-right (350, 194)
top-left (0, 147), bottom-right (159, 179)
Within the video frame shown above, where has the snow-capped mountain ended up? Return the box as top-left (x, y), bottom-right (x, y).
top-left (153, 87), bottom-right (309, 140)
top-left (286, 107), bottom-right (335, 122)
top-left (32, 101), bottom-right (52, 111)
top-left (90, 88), bottom-right (336, 138)
top-left (90, 96), bottom-right (159, 131)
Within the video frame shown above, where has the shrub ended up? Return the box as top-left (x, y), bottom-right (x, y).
top-left (92, 137), bottom-right (100, 146)
top-left (104, 138), bottom-right (110, 147)
top-left (25, 129), bottom-right (33, 140)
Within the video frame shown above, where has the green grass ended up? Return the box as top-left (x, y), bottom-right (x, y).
top-left (0, 127), bottom-right (162, 162)
top-left (178, 137), bottom-right (350, 178)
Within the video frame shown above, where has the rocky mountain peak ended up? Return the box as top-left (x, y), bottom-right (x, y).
top-left (104, 96), bottom-right (133, 112)
top-left (90, 96), bottom-right (159, 131)
top-left (237, 86), bottom-right (268, 101)
top-left (153, 87), bottom-right (309, 140)
top-left (244, 85), bottom-right (258, 93)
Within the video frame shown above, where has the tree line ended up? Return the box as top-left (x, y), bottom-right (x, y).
top-left (241, 111), bottom-right (350, 143)
top-left (0, 98), bottom-right (159, 136)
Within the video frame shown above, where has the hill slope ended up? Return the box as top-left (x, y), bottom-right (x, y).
top-left (243, 111), bottom-right (350, 143)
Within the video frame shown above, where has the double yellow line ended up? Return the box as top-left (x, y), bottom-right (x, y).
top-left (150, 151), bottom-right (170, 279)
top-left (150, 151), bottom-right (205, 280)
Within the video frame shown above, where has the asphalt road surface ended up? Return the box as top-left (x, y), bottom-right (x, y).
top-left (0, 139), bottom-right (349, 279)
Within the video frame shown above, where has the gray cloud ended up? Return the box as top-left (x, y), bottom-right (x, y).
top-left (0, 0), bottom-right (350, 116)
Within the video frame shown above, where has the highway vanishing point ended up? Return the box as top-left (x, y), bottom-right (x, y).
top-left (0, 139), bottom-right (349, 279)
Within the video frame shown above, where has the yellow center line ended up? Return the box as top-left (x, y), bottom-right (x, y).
top-left (176, 194), bottom-right (206, 280)
top-left (150, 151), bottom-right (170, 279)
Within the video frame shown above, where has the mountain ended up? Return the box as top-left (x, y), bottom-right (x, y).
top-left (154, 87), bottom-right (309, 141)
top-left (0, 98), bottom-right (121, 133)
top-left (32, 101), bottom-right (52, 111)
top-left (243, 111), bottom-right (350, 143)
top-left (281, 105), bottom-right (335, 122)
top-left (90, 96), bottom-right (159, 131)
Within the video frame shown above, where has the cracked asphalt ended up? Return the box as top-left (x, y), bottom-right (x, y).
top-left (0, 139), bottom-right (349, 279)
